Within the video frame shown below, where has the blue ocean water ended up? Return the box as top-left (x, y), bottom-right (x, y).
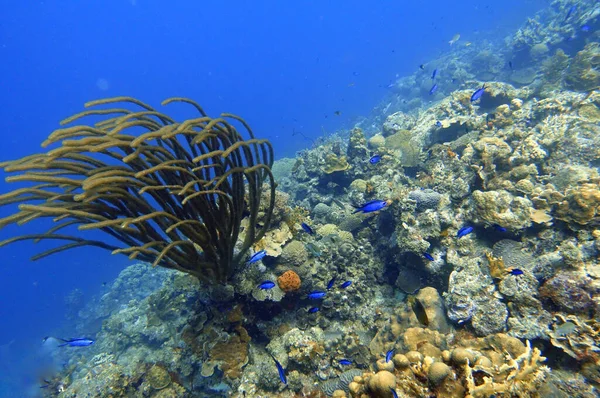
top-left (0, 0), bottom-right (547, 395)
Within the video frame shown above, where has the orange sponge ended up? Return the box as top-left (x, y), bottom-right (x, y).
top-left (277, 270), bottom-right (301, 292)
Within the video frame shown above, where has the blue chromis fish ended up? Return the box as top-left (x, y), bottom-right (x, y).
top-left (247, 250), bottom-right (267, 264)
top-left (258, 281), bottom-right (276, 290)
top-left (565, 5), bottom-right (576, 22)
top-left (423, 252), bottom-right (434, 261)
top-left (385, 348), bottom-right (394, 362)
top-left (429, 83), bottom-right (438, 95)
top-left (507, 268), bottom-right (524, 276)
top-left (352, 199), bottom-right (389, 214)
top-left (457, 226), bottom-right (474, 238)
top-left (58, 338), bottom-right (95, 347)
top-left (301, 222), bottom-right (314, 235)
top-left (339, 359), bottom-right (352, 366)
top-left (493, 224), bottom-right (507, 232)
top-left (470, 84), bottom-right (486, 102)
top-left (327, 276), bottom-right (336, 290)
top-left (390, 387), bottom-right (399, 398)
top-left (340, 281), bottom-right (352, 289)
top-left (269, 353), bottom-right (287, 385)
top-left (308, 307), bottom-right (320, 313)
top-left (431, 68), bottom-right (437, 80)
top-left (435, 121), bottom-right (442, 127)
top-left (369, 154), bottom-right (381, 164)
top-left (308, 290), bottom-right (326, 300)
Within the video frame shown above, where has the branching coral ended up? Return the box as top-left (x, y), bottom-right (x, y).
top-left (0, 97), bottom-right (275, 282)
top-left (465, 340), bottom-right (550, 398)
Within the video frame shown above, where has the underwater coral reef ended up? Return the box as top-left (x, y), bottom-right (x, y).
top-left (2, 0), bottom-right (600, 397)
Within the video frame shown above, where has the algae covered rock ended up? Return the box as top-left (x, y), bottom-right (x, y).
top-left (566, 42), bottom-right (600, 92)
top-left (471, 189), bottom-right (533, 230)
top-left (385, 129), bottom-right (421, 167)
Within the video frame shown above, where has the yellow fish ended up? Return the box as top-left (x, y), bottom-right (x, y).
top-left (449, 33), bottom-right (461, 46)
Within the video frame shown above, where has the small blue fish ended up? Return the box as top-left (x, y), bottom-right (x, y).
top-left (431, 68), bottom-right (437, 80)
top-left (493, 224), bottom-right (507, 232)
top-left (340, 281), bottom-right (352, 289)
top-left (308, 290), bottom-right (326, 300)
top-left (507, 268), bottom-right (524, 276)
top-left (247, 250), bottom-right (267, 264)
top-left (390, 387), bottom-right (398, 398)
top-left (339, 359), bottom-right (352, 366)
top-left (327, 276), bottom-right (336, 290)
top-left (301, 222), bottom-right (314, 235)
top-left (258, 281), bottom-right (276, 290)
top-left (308, 307), bottom-right (320, 313)
top-left (565, 5), bottom-right (576, 22)
top-left (457, 226), bottom-right (474, 238)
top-left (269, 353), bottom-right (287, 385)
top-left (470, 84), bottom-right (486, 102)
top-left (581, 25), bottom-right (591, 32)
top-left (435, 121), bottom-right (442, 127)
top-left (385, 348), bottom-right (394, 363)
top-left (58, 338), bottom-right (95, 347)
top-left (423, 252), bottom-right (434, 261)
top-left (369, 154), bottom-right (381, 164)
top-left (429, 83), bottom-right (438, 95)
top-left (352, 200), bottom-right (389, 214)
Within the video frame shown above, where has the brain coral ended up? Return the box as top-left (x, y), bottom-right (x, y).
top-left (280, 240), bottom-right (308, 267)
top-left (277, 270), bottom-right (301, 292)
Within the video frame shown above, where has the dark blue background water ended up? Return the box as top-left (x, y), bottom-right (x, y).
top-left (0, 0), bottom-right (545, 395)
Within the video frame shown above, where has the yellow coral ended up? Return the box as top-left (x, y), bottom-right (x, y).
top-left (323, 153), bottom-right (350, 174)
top-left (465, 341), bottom-right (549, 398)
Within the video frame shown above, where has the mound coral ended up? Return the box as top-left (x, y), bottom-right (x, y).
top-left (277, 270), bottom-right (301, 292)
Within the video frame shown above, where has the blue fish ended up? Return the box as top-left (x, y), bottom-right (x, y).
top-left (340, 281), bottom-right (352, 289)
top-left (470, 84), bottom-right (486, 102)
top-left (507, 268), bottom-right (524, 276)
top-left (58, 338), bottom-right (95, 347)
top-left (457, 226), bottom-right (474, 238)
top-left (565, 5), bottom-right (576, 22)
top-left (423, 252), bottom-right (434, 261)
top-left (435, 121), bottom-right (442, 127)
top-left (390, 387), bottom-right (398, 398)
top-left (247, 250), bottom-right (267, 264)
top-left (301, 222), bottom-right (314, 235)
top-left (258, 281), bottom-right (276, 290)
top-left (369, 154), bottom-right (381, 164)
top-left (269, 353), bottom-right (287, 385)
top-left (431, 68), bottom-right (437, 80)
top-left (352, 200), bottom-right (389, 214)
top-left (327, 276), bottom-right (336, 290)
top-left (581, 25), bottom-right (591, 32)
top-left (308, 307), bottom-right (320, 313)
top-left (385, 348), bottom-right (395, 363)
top-left (308, 290), bottom-right (326, 300)
top-left (429, 83), bottom-right (438, 95)
top-left (493, 224), bottom-right (507, 232)
top-left (339, 359), bottom-right (352, 366)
